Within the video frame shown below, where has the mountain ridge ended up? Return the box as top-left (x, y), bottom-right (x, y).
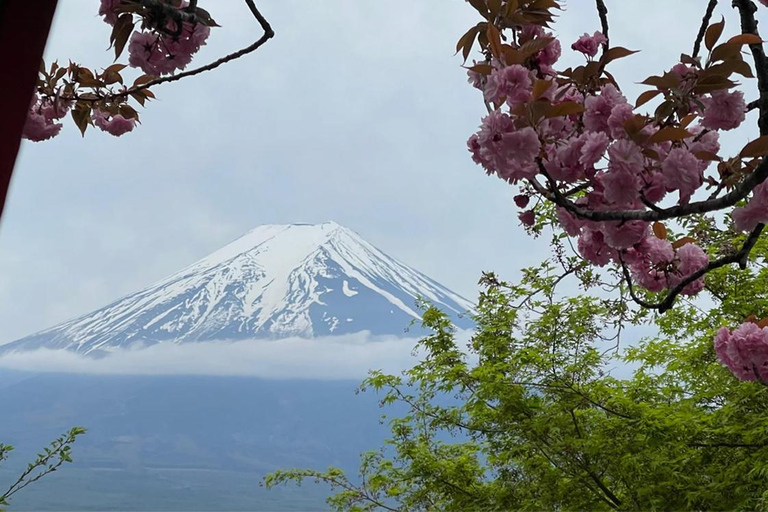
top-left (3, 222), bottom-right (473, 355)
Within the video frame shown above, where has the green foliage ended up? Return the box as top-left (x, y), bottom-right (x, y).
top-left (0, 427), bottom-right (86, 511)
top-left (265, 233), bottom-right (768, 510)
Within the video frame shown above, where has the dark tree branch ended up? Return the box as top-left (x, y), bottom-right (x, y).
top-left (529, 160), bottom-right (768, 223)
top-left (733, 0), bottom-right (768, 135)
top-left (619, 225), bottom-right (765, 312)
top-left (692, 0), bottom-right (719, 59)
top-left (595, 0), bottom-right (609, 51)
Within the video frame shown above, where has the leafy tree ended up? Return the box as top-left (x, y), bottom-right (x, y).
top-left (265, 229), bottom-right (768, 510)
top-left (0, 428), bottom-right (86, 511)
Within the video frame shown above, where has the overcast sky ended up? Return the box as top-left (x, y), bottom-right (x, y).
top-left (0, 0), bottom-right (760, 345)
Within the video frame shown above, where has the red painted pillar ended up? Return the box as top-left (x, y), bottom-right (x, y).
top-left (0, 0), bottom-right (59, 222)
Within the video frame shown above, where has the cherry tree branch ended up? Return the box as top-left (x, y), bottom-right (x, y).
top-left (693, 0), bottom-right (719, 59)
top-left (595, 0), bottom-right (609, 51)
top-left (733, 0), bottom-right (768, 135)
top-left (77, 0), bottom-right (274, 102)
top-left (619, 224), bottom-right (764, 312)
top-left (529, 157), bottom-right (768, 223)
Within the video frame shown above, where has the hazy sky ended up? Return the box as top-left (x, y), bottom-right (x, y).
top-left (0, 1), bottom-right (760, 345)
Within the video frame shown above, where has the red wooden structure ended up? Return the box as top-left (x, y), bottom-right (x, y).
top-left (0, 0), bottom-right (59, 222)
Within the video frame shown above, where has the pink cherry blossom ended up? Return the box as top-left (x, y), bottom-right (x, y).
top-left (471, 112), bottom-right (540, 182)
top-left (99, 0), bottom-right (121, 26)
top-left (22, 95), bottom-right (66, 142)
top-left (557, 207), bottom-right (585, 237)
top-left (497, 127), bottom-right (541, 182)
top-left (22, 110), bottom-right (63, 142)
top-left (467, 66), bottom-right (484, 90)
top-left (579, 131), bottom-right (610, 167)
top-left (641, 172), bottom-right (667, 204)
top-left (578, 228), bottom-right (614, 266)
top-left (93, 110), bottom-right (136, 137)
top-left (670, 243), bottom-right (709, 295)
top-left (607, 103), bottom-right (634, 140)
top-left (603, 220), bottom-right (647, 250)
top-left (547, 138), bottom-right (587, 182)
top-left (519, 210), bottom-right (535, 226)
top-left (539, 37), bottom-right (562, 67)
top-left (571, 31), bottom-right (608, 58)
top-left (514, 195), bottom-right (530, 208)
top-left (732, 181), bottom-right (768, 231)
top-left (484, 64), bottom-right (532, 106)
top-left (128, 22), bottom-right (210, 76)
top-left (474, 110), bottom-right (516, 175)
top-left (607, 139), bottom-right (644, 173)
top-left (584, 84), bottom-right (627, 134)
top-left (701, 90), bottom-right (746, 131)
top-left (629, 235), bottom-right (675, 292)
top-left (468, 134), bottom-right (491, 172)
top-left (715, 323), bottom-right (768, 381)
top-left (661, 147), bottom-right (702, 204)
top-left (601, 169), bottom-right (639, 206)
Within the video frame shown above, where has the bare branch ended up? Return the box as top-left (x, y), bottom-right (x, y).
top-left (692, 0), bottom-right (719, 59)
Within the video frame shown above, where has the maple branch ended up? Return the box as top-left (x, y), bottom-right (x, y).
top-left (692, 0), bottom-right (719, 59)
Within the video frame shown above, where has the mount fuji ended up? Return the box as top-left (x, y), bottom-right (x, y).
top-left (3, 222), bottom-right (474, 355)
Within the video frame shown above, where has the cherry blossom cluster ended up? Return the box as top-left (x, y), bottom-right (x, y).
top-left (715, 322), bottom-right (768, 382)
top-left (99, 0), bottom-right (211, 76)
top-left (458, 1), bottom-right (768, 383)
top-left (464, 11), bottom-right (766, 302)
top-left (22, 0), bottom-right (214, 142)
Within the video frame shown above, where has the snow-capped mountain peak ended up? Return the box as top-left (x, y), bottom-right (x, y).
top-left (4, 222), bottom-right (474, 355)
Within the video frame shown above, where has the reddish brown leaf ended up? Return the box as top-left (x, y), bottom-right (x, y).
top-left (635, 89), bottom-right (661, 108)
top-left (532, 79), bottom-right (553, 100)
top-left (486, 23), bottom-right (503, 59)
top-left (727, 33), bottom-right (763, 46)
top-left (679, 113), bottom-right (697, 129)
top-left (545, 101), bottom-right (585, 118)
top-left (601, 46), bottom-right (639, 65)
top-left (468, 63), bottom-right (493, 75)
top-left (71, 106), bottom-right (91, 137)
top-left (740, 136), bottom-right (768, 159)
top-left (693, 150), bottom-right (721, 162)
top-left (672, 237), bottom-right (696, 249)
top-left (705, 17), bottom-right (725, 51)
top-left (647, 127), bottom-right (693, 144)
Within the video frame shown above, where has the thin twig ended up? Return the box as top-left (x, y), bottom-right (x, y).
top-left (692, 0), bottom-right (719, 59)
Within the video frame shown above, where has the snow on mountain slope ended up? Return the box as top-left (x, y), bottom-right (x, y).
top-left (3, 222), bottom-right (474, 355)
